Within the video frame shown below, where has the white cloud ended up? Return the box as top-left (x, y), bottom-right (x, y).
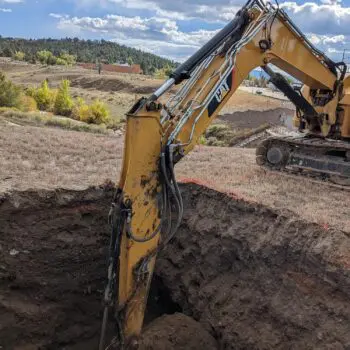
top-left (0, 0), bottom-right (22, 11)
top-left (281, 1), bottom-right (350, 35)
top-left (67, 0), bottom-right (242, 22)
top-left (53, 0), bottom-right (350, 64)
top-left (327, 47), bottom-right (343, 53)
top-left (51, 12), bottom-right (219, 61)
top-left (0, 0), bottom-right (22, 3)
top-left (67, 0), bottom-right (350, 33)
top-left (305, 32), bottom-right (349, 62)
top-left (56, 15), bottom-right (179, 35)
top-left (319, 0), bottom-right (340, 4)
top-left (323, 34), bottom-right (345, 44)
top-left (111, 38), bottom-right (198, 61)
top-left (49, 13), bottom-right (66, 19)
top-left (308, 33), bottom-right (321, 45)
top-left (307, 33), bottom-right (345, 45)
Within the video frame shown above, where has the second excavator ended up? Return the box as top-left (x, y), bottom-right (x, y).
top-left (99, 0), bottom-right (350, 348)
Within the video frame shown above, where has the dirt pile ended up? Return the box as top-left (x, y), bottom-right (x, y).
top-left (156, 185), bottom-right (350, 349)
top-left (219, 107), bottom-right (294, 128)
top-left (70, 76), bottom-right (134, 92)
top-left (138, 313), bottom-right (218, 350)
top-left (0, 188), bottom-right (112, 349)
top-left (1, 184), bottom-right (349, 349)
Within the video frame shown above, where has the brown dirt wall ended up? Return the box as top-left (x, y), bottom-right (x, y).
top-left (0, 184), bottom-right (349, 349)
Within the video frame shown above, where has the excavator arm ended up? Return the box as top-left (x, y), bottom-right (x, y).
top-left (99, 1), bottom-right (347, 348)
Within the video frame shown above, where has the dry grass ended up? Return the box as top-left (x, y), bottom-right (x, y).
top-left (177, 146), bottom-right (350, 232)
top-left (221, 89), bottom-right (294, 113)
top-left (0, 123), bottom-right (122, 194)
top-left (0, 110), bottom-right (110, 133)
top-left (2, 60), bottom-right (348, 232)
top-left (1, 123), bottom-right (350, 233)
top-left (0, 59), bottom-right (291, 120)
top-left (204, 121), bottom-right (271, 146)
top-left (0, 59), bottom-right (162, 120)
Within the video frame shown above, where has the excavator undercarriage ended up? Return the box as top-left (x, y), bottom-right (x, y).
top-left (256, 136), bottom-right (350, 187)
top-left (256, 63), bottom-right (350, 188)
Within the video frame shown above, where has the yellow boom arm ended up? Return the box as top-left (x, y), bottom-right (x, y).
top-left (99, 0), bottom-right (347, 348)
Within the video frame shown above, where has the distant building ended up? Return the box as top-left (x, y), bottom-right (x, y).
top-left (78, 62), bottom-right (143, 74)
top-left (115, 62), bottom-right (130, 67)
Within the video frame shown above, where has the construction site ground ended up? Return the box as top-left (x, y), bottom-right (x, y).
top-left (1, 122), bottom-right (349, 232)
top-left (1, 60), bottom-right (350, 349)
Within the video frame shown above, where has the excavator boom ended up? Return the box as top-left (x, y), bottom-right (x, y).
top-left (99, 0), bottom-right (349, 348)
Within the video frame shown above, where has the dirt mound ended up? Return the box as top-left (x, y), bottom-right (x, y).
top-left (219, 108), bottom-right (294, 128)
top-left (70, 76), bottom-right (134, 92)
top-left (0, 188), bottom-right (112, 349)
top-left (0, 184), bottom-right (349, 349)
top-left (156, 184), bottom-right (350, 349)
top-left (69, 76), bottom-right (168, 95)
top-left (138, 313), bottom-right (218, 350)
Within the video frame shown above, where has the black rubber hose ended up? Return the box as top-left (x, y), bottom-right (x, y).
top-left (160, 150), bottom-right (182, 245)
top-left (160, 182), bottom-right (172, 239)
top-left (161, 150), bottom-right (181, 210)
top-left (262, 65), bottom-right (318, 121)
top-left (125, 208), bottom-right (162, 243)
top-left (168, 148), bottom-right (184, 229)
top-left (336, 62), bottom-right (347, 82)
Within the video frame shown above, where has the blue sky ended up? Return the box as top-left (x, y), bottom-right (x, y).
top-left (1, 0), bottom-right (350, 63)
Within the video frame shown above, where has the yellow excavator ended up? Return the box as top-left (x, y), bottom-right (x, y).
top-left (99, 0), bottom-right (350, 348)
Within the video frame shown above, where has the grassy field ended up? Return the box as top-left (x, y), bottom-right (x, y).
top-left (0, 109), bottom-right (113, 133)
top-left (3, 59), bottom-right (347, 231)
top-left (1, 122), bottom-right (349, 233)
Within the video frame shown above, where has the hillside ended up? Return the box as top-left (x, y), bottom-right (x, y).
top-left (0, 37), bottom-right (177, 75)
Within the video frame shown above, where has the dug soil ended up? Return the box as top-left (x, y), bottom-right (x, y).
top-left (0, 184), bottom-right (349, 349)
top-left (219, 107), bottom-right (294, 128)
top-left (138, 313), bottom-right (218, 350)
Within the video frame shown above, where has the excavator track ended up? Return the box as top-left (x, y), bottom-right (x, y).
top-left (256, 136), bottom-right (350, 189)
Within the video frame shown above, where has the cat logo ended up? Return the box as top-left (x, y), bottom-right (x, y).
top-left (214, 80), bottom-right (230, 103)
top-left (207, 70), bottom-right (234, 118)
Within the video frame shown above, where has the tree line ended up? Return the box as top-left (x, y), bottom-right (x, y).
top-left (0, 36), bottom-right (177, 75)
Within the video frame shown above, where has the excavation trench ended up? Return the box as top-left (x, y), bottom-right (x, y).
top-left (0, 184), bottom-right (350, 350)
